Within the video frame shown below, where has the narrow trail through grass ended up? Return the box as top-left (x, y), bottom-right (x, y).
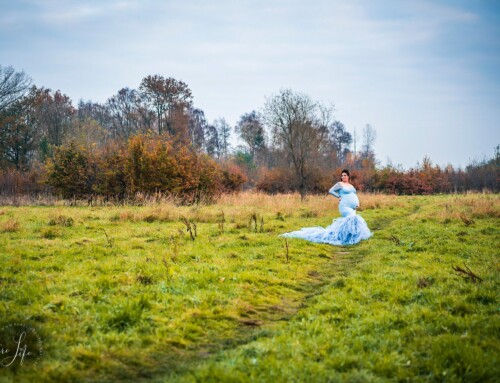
top-left (156, 200), bottom-right (424, 381)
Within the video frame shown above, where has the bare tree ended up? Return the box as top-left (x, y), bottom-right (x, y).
top-left (78, 99), bottom-right (110, 127)
top-left (0, 65), bottom-right (32, 112)
top-left (362, 124), bottom-right (376, 152)
top-left (360, 124), bottom-right (377, 162)
top-left (263, 88), bottom-right (334, 198)
top-left (205, 123), bottom-right (220, 158)
top-left (187, 107), bottom-right (207, 150)
top-left (214, 117), bottom-right (231, 159)
top-left (105, 88), bottom-right (142, 140)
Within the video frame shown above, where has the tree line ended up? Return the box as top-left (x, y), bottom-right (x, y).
top-left (0, 64), bottom-right (497, 202)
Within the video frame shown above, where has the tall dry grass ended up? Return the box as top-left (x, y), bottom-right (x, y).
top-left (0, 191), bottom-right (212, 207)
top-left (425, 194), bottom-right (500, 222)
top-left (219, 191), bottom-right (408, 215)
top-left (1, 219), bottom-right (20, 233)
top-left (1, 191), bottom-right (497, 225)
top-left (0, 194), bottom-right (60, 206)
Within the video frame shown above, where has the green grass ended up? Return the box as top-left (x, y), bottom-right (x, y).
top-left (0, 193), bottom-right (498, 382)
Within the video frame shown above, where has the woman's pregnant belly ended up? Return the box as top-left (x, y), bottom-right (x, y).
top-left (339, 193), bottom-right (359, 217)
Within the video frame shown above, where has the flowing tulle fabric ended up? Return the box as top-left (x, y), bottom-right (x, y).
top-left (280, 214), bottom-right (372, 245)
top-left (280, 183), bottom-right (372, 245)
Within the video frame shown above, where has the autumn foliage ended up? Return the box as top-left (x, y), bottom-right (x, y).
top-left (220, 162), bottom-right (247, 193)
top-left (255, 154), bottom-right (498, 195)
top-left (1, 67), bottom-right (497, 202)
top-left (45, 142), bottom-right (95, 198)
top-left (255, 167), bottom-right (329, 194)
top-left (43, 134), bottom-right (244, 203)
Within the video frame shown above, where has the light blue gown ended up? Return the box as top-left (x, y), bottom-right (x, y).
top-left (280, 183), bottom-right (372, 245)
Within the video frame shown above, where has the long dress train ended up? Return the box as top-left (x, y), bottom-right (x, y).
top-left (280, 183), bottom-right (372, 245)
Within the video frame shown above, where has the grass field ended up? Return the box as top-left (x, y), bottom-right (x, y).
top-left (0, 192), bottom-right (498, 382)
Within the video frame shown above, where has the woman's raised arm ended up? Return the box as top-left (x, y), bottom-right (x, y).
top-left (328, 182), bottom-right (342, 198)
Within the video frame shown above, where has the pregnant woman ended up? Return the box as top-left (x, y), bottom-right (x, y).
top-left (281, 169), bottom-right (372, 245)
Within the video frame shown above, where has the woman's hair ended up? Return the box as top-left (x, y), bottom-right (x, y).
top-left (341, 169), bottom-right (350, 179)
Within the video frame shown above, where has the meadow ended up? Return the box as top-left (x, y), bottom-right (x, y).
top-left (0, 192), bottom-right (498, 382)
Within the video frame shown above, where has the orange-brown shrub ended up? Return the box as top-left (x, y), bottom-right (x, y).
top-left (220, 163), bottom-right (247, 193)
top-left (44, 134), bottom-right (227, 203)
top-left (255, 166), bottom-right (333, 194)
top-left (255, 167), bottom-right (295, 194)
top-left (0, 167), bottom-right (47, 196)
top-left (93, 142), bottom-right (127, 199)
top-left (124, 135), bottom-right (223, 202)
top-left (45, 143), bottom-right (94, 198)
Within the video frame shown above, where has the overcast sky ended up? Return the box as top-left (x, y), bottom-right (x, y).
top-left (1, 0), bottom-right (499, 169)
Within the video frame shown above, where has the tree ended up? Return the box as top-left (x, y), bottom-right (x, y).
top-left (214, 117), bottom-right (231, 159)
top-left (187, 107), bottom-right (207, 150)
top-left (465, 145), bottom-right (499, 191)
top-left (0, 100), bottom-right (37, 170)
top-left (105, 88), bottom-right (142, 140)
top-left (25, 87), bottom-right (75, 148)
top-left (76, 100), bottom-right (113, 147)
top-left (45, 143), bottom-right (94, 198)
top-left (139, 75), bottom-right (192, 135)
top-left (328, 120), bottom-right (352, 165)
top-left (361, 124), bottom-right (376, 156)
top-left (77, 99), bottom-right (110, 127)
top-left (123, 134), bottom-right (224, 203)
top-left (0, 65), bottom-right (32, 112)
top-left (67, 118), bottom-right (108, 151)
top-left (205, 123), bottom-right (220, 159)
top-left (235, 111), bottom-right (266, 161)
top-left (359, 123), bottom-right (377, 167)
top-left (262, 88), bottom-right (333, 198)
